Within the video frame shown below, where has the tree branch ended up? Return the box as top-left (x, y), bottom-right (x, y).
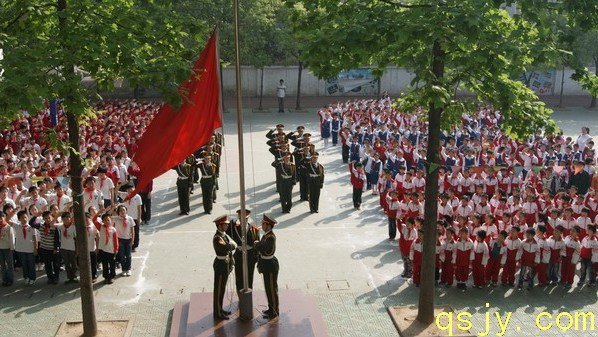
top-left (378, 0), bottom-right (433, 8)
top-left (3, 3), bottom-right (58, 30)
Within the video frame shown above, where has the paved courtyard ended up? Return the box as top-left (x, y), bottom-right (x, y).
top-left (1, 106), bottom-right (597, 337)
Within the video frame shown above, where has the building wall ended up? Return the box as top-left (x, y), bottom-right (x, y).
top-left (220, 66), bottom-right (595, 97)
top-left (98, 65), bottom-right (595, 98)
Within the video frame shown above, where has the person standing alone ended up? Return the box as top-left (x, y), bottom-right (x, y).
top-left (276, 79), bottom-right (286, 113)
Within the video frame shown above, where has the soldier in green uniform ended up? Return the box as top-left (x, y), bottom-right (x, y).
top-left (174, 158), bottom-right (192, 215)
top-left (287, 125), bottom-right (305, 141)
top-left (293, 146), bottom-right (309, 201)
top-left (201, 145), bottom-right (221, 201)
top-left (307, 152), bottom-right (325, 213)
top-left (254, 214), bottom-right (279, 319)
top-left (272, 152), bottom-right (296, 213)
top-left (266, 124), bottom-right (285, 140)
top-left (227, 209), bottom-right (260, 294)
top-left (197, 155), bottom-right (217, 214)
top-left (212, 215), bottom-right (237, 320)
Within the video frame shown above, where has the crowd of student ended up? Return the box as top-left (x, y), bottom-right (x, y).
top-left (318, 97), bottom-right (598, 290)
top-left (0, 99), bottom-right (158, 287)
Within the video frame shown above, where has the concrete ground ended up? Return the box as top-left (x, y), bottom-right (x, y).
top-left (0, 107), bottom-right (597, 337)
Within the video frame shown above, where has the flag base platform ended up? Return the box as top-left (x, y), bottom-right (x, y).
top-left (169, 289), bottom-right (328, 337)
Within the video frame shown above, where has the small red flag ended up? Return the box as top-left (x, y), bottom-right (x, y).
top-left (129, 30), bottom-right (222, 198)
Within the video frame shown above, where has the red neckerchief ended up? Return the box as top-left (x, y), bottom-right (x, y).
top-left (44, 222), bottom-right (51, 236)
top-left (63, 223), bottom-right (70, 237)
top-left (100, 177), bottom-right (106, 189)
top-left (22, 224), bottom-right (27, 240)
top-left (57, 194), bottom-right (62, 208)
top-left (104, 224), bottom-right (110, 245)
top-left (122, 217), bottom-right (127, 230)
top-left (84, 187), bottom-right (95, 202)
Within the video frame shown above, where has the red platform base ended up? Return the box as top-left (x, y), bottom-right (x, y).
top-left (169, 289), bottom-right (328, 337)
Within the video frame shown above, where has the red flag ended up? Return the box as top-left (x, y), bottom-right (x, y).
top-left (129, 30), bottom-right (222, 198)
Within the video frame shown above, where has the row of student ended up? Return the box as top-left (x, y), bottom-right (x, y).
top-left (397, 217), bottom-right (597, 290)
top-left (0, 187), bottom-right (141, 287)
top-left (380, 189), bottom-right (598, 236)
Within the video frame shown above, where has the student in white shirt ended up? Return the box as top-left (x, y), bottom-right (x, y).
top-left (97, 213), bottom-right (119, 284)
top-left (0, 211), bottom-right (15, 286)
top-left (119, 183), bottom-right (142, 252)
top-left (17, 186), bottom-right (48, 216)
top-left (0, 186), bottom-right (16, 211)
top-left (95, 167), bottom-right (115, 208)
top-left (13, 210), bottom-right (38, 285)
top-left (83, 177), bottom-right (103, 212)
top-left (85, 213), bottom-right (100, 281)
top-left (55, 212), bottom-right (78, 284)
top-left (113, 205), bottom-right (135, 276)
top-left (47, 184), bottom-right (72, 213)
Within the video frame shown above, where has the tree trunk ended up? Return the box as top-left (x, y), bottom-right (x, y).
top-left (296, 61), bottom-right (303, 110)
top-left (416, 39), bottom-right (444, 325)
top-left (58, 0), bottom-right (98, 335)
top-left (559, 65), bottom-right (565, 108)
top-left (590, 60), bottom-right (597, 108)
top-left (258, 67), bottom-right (264, 110)
top-left (377, 74), bottom-right (381, 98)
top-left (67, 109), bottom-right (98, 336)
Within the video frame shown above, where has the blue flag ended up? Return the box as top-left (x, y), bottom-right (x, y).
top-left (49, 99), bottom-right (59, 127)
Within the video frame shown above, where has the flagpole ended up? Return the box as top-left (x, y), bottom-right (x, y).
top-left (233, 0), bottom-right (253, 321)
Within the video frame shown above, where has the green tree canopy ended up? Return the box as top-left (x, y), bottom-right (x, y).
top-left (288, 0), bottom-right (557, 137)
top-left (0, 0), bottom-right (207, 119)
top-left (1, 1), bottom-right (209, 334)
top-left (287, 0), bottom-right (559, 325)
top-left (173, 0), bottom-right (295, 68)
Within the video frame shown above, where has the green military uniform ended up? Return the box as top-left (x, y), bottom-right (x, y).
top-left (293, 147), bottom-right (309, 201)
top-left (254, 214), bottom-right (279, 319)
top-left (266, 124), bottom-right (286, 140)
top-left (272, 155), bottom-right (296, 213)
top-left (212, 216), bottom-right (236, 320)
top-left (202, 148), bottom-right (221, 201)
top-left (227, 211), bottom-right (261, 293)
top-left (198, 158), bottom-right (217, 214)
top-left (307, 153), bottom-right (324, 213)
top-left (175, 161), bottom-right (191, 215)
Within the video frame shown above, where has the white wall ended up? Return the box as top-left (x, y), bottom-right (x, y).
top-left (220, 66), bottom-right (595, 97)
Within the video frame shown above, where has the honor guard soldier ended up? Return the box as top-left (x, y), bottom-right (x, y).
top-left (266, 124), bottom-right (285, 140)
top-left (207, 134), bottom-right (223, 157)
top-left (266, 131), bottom-right (288, 149)
top-left (272, 152), bottom-right (296, 213)
top-left (301, 133), bottom-right (316, 156)
top-left (185, 155), bottom-right (198, 194)
top-left (212, 215), bottom-right (237, 320)
top-left (174, 158), bottom-right (192, 215)
top-left (198, 155), bottom-right (217, 214)
top-left (287, 125), bottom-right (305, 141)
top-left (254, 214), bottom-right (279, 319)
top-left (269, 143), bottom-right (290, 162)
top-left (203, 145), bottom-right (221, 201)
top-left (307, 152), bottom-right (325, 213)
top-left (213, 131), bottom-right (224, 148)
top-left (293, 146), bottom-right (309, 201)
top-left (227, 209), bottom-right (260, 294)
